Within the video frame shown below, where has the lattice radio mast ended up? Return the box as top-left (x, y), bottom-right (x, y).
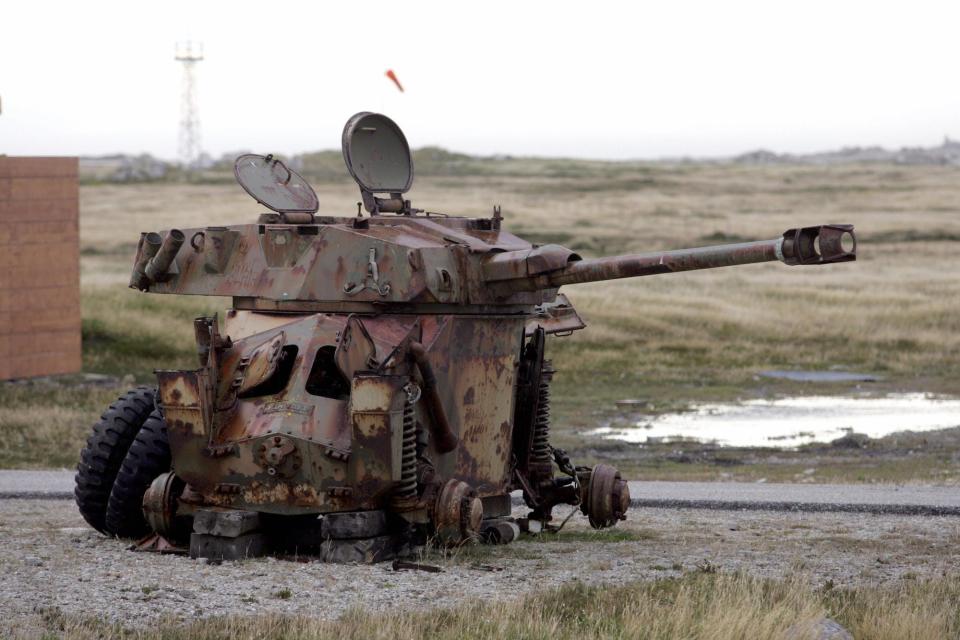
top-left (175, 41), bottom-right (203, 170)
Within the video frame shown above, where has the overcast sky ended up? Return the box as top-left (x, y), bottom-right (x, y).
top-left (2, 0), bottom-right (959, 160)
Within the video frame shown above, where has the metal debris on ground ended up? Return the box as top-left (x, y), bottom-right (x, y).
top-left (392, 560), bottom-right (443, 573)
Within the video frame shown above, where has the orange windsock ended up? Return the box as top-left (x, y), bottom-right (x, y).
top-left (385, 69), bottom-right (404, 93)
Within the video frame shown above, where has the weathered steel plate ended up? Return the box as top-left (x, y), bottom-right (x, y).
top-left (234, 154), bottom-right (319, 214)
top-left (341, 112), bottom-right (413, 193)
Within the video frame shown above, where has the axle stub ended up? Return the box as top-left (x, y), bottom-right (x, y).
top-left (581, 464), bottom-right (630, 529)
top-left (433, 479), bottom-right (483, 545)
top-left (142, 471), bottom-right (187, 540)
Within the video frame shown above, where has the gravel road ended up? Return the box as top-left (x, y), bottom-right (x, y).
top-left (0, 470), bottom-right (75, 498)
top-left (630, 480), bottom-right (960, 516)
top-left (2, 498), bottom-right (959, 634)
top-left (4, 470), bottom-right (959, 515)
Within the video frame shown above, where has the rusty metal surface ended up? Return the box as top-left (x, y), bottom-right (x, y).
top-left (526, 239), bottom-right (779, 291)
top-left (129, 232), bottom-right (161, 289)
top-left (434, 479), bottom-right (483, 545)
top-left (136, 217), bottom-right (547, 308)
top-left (781, 224), bottom-right (857, 265)
top-left (348, 374), bottom-right (407, 501)
top-left (334, 316), bottom-right (377, 379)
top-left (582, 464), bottom-right (630, 529)
top-left (342, 112), bottom-right (414, 194)
top-left (234, 154), bottom-right (319, 214)
top-left (143, 229), bottom-right (184, 285)
top-left (482, 244), bottom-right (581, 282)
top-left (107, 111), bottom-right (860, 551)
top-left (525, 294), bottom-right (585, 337)
top-left (131, 219), bottom-right (854, 309)
top-left (142, 472), bottom-right (184, 538)
top-left (236, 332), bottom-right (285, 394)
top-left (409, 341), bottom-right (457, 454)
top-left (157, 311), bottom-right (523, 517)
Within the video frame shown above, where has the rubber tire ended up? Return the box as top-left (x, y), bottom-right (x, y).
top-left (74, 386), bottom-right (156, 534)
top-left (104, 409), bottom-right (171, 538)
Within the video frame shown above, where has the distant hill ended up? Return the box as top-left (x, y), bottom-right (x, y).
top-left (80, 147), bottom-right (640, 183)
top-left (79, 138), bottom-right (960, 183)
top-left (733, 137), bottom-right (960, 166)
top-left (79, 154), bottom-right (170, 182)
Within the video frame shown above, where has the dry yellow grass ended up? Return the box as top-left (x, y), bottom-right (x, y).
top-left (4, 163), bottom-right (959, 469)
top-left (78, 166), bottom-right (960, 391)
top-left (16, 572), bottom-right (960, 639)
top-left (2, 167), bottom-right (955, 638)
top-left (0, 384), bottom-right (122, 468)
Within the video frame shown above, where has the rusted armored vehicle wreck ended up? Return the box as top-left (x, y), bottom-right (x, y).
top-left (75, 112), bottom-right (857, 562)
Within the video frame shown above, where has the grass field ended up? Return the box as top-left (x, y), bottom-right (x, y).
top-left (17, 571), bottom-right (960, 639)
top-left (4, 163), bottom-right (960, 638)
top-left (2, 163), bottom-right (960, 475)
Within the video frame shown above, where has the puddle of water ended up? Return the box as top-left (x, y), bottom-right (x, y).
top-left (591, 393), bottom-right (960, 448)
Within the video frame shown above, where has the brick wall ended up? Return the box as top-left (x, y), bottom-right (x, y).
top-left (0, 157), bottom-right (81, 380)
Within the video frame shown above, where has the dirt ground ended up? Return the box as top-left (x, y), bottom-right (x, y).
top-left (3, 498), bottom-right (958, 633)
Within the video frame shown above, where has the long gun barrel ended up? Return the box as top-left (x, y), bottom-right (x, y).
top-left (487, 224), bottom-right (856, 292)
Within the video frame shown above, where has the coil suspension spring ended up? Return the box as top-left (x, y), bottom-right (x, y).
top-left (531, 360), bottom-right (555, 469)
top-left (394, 383), bottom-right (420, 504)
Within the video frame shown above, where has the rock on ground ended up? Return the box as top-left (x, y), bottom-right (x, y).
top-left (1, 499), bottom-right (958, 632)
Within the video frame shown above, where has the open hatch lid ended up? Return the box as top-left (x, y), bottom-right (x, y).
top-left (342, 112), bottom-right (414, 195)
top-left (234, 154), bottom-right (319, 214)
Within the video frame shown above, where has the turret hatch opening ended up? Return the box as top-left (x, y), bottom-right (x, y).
top-left (234, 154), bottom-right (319, 218)
top-left (342, 111), bottom-right (417, 216)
